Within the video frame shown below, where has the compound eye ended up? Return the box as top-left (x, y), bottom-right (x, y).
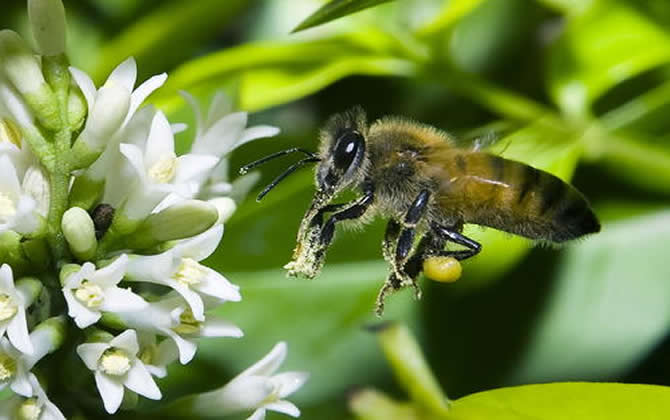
top-left (332, 130), bottom-right (363, 172)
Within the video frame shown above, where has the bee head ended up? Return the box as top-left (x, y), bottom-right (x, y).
top-left (316, 106), bottom-right (369, 197)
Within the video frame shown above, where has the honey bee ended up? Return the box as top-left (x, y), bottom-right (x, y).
top-left (240, 107), bottom-right (600, 315)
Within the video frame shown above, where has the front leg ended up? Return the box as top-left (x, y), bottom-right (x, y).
top-left (285, 186), bottom-right (374, 278)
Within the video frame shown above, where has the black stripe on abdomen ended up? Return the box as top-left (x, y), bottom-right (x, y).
top-left (517, 165), bottom-right (540, 204)
top-left (539, 174), bottom-right (567, 215)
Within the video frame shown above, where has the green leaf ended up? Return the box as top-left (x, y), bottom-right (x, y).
top-left (415, 0), bottom-right (485, 37)
top-left (292, 0), bottom-right (395, 33)
top-left (152, 32), bottom-right (418, 113)
top-left (90, 0), bottom-right (249, 83)
top-left (447, 382), bottom-right (670, 419)
top-left (190, 261), bottom-right (419, 404)
top-left (548, 0), bottom-right (670, 118)
top-left (509, 210), bottom-right (670, 383)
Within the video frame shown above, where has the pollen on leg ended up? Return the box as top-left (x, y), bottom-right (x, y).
top-left (423, 256), bottom-right (462, 283)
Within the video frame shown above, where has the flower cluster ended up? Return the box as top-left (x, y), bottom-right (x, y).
top-left (0, 0), bottom-right (306, 418)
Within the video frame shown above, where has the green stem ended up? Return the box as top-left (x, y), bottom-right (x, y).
top-left (42, 55), bottom-right (73, 262)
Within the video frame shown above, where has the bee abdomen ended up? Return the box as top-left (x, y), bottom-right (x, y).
top-left (446, 155), bottom-right (600, 242)
top-left (509, 162), bottom-right (600, 242)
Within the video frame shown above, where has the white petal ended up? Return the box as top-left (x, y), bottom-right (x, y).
top-left (125, 252), bottom-right (175, 284)
top-left (62, 289), bottom-right (102, 329)
top-left (12, 195), bottom-right (39, 235)
top-left (41, 401), bottom-right (67, 420)
top-left (95, 371), bottom-right (124, 414)
top-left (125, 73), bottom-right (167, 126)
top-left (0, 83), bottom-right (33, 127)
top-left (193, 112), bottom-right (246, 156)
top-left (0, 155), bottom-right (20, 198)
top-left (175, 224), bottom-right (223, 261)
top-left (106, 57), bottom-right (137, 93)
top-left (265, 400), bottom-right (301, 417)
top-left (100, 286), bottom-right (148, 313)
top-left (220, 376), bottom-right (272, 411)
top-left (246, 409), bottom-right (266, 420)
top-left (76, 342), bottom-right (110, 370)
top-left (238, 342), bottom-right (287, 378)
top-left (170, 282), bottom-right (205, 321)
top-left (154, 338), bottom-right (179, 367)
top-left (91, 254), bottom-right (128, 287)
top-left (165, 329), bottom-right (197, 364)
top-left (10, 366), bottom-right (33, 397)
top-left (109, 329), bottom-right (139, 356)
top-left (145, 112), bottom-right (175, 169)
top-left (274, 371), bottom-right (310, 398)
top-left (234, 125), bottom-right (280, 151)
top-left (69, 66), bottom-right (96, 110)
top-left (205, 91), bottom-right (233, 128)
top-left (200, 318), bottom-right (243, 338)
top-left (171, 123), bottom-right (188, 134)
top-left (179, 91), bottom-right (204, 139)
top-left (119, 143), bottom-right (146, 181)
top-left (7, 308), bottom-right (33, 354)
top-left (151, 192), bottom-right (183, 214)
top-left (0, 264), bottom-right (13, 291)
top-left (64, 289), bottom-right (101, 329)
top-left (174, 153), bottom-right (219, 184)
top-left (196, 268), bottom-right (241, 302)
top-left (146, 364), bottom-right (167, 378)
top-left (125, 362), bottom-right (162, 400)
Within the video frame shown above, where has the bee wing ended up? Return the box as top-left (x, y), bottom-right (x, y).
top-left (454, 120), bottom-right (519, 153)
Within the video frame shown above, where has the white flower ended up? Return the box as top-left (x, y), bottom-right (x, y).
top-left (69, 57), bottom-right (167, 154)
top-left (190, 342), bottom-right (308, 420)
top-left (0, 155), bottom-right (42, 235)
top-left (125, 224), bottom-right (240, 321)
top-left (76, 329), bottom-right (161, 414)
top-left (0, 337), bottom-right (32, 396)
top-left (0, 264), bottom-right (35, 354)
top-left (180, 91), bottom-right (278, 200)
top-left (136, 332), bottom-right (178, 379)
top-left (118, 110), bottom-right (219, 220)
top-left (62, 255), bottom-right (147, 329)
top-left (0, 373), bottom-right (66, 420)
top-left (116, 294), bottom-right (242, 364)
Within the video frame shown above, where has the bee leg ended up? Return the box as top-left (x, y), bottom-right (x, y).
top-left (287, 202), bottom-right (362, 278)
top-left (382, 219), bottom-right (401, 264)
top-left (394, 190), bottom-right (431, 294)
top-left (375, 271), bottom-right (403, 317)
top-left (319, 189), bottom-right (374, 247)
top-left (308, 202), bottom-right (350, 230)
top-left (432, 224), bottom-right (482, 260)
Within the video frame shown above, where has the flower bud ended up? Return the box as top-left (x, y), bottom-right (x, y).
top-left (61, 207), bottom-right (97, 261)
top-left (28, 0), bottom-right (67, 56)
top-left (67, 83), bottom-right (87, 132)
top-left (78, 83), bottom-right (130, 147)
top-left (15, 277), bottom-right (43, 307)
top-left (0, 30), bottom-right (59, 130)
top-left (208, 197), bottom-right (237, 223)
top-left (22, 166), bottom-right (50, 217)
top-left (128, 200), bottom-right (218, 250)
top-left (58, 263), bottom-right (80, 286)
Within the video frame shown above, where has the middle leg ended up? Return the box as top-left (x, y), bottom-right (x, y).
top-left (376, 189), bottom-right (431, 315)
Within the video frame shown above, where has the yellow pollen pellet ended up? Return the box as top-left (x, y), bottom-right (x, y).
top-left (423, 256), bottom-right (462, 283)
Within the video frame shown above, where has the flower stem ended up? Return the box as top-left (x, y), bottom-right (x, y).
top-left (42, 54), bottom-right (73, 262)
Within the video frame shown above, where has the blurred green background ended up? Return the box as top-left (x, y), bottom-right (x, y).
top-left (5, 0), bottom-right (670, 418)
